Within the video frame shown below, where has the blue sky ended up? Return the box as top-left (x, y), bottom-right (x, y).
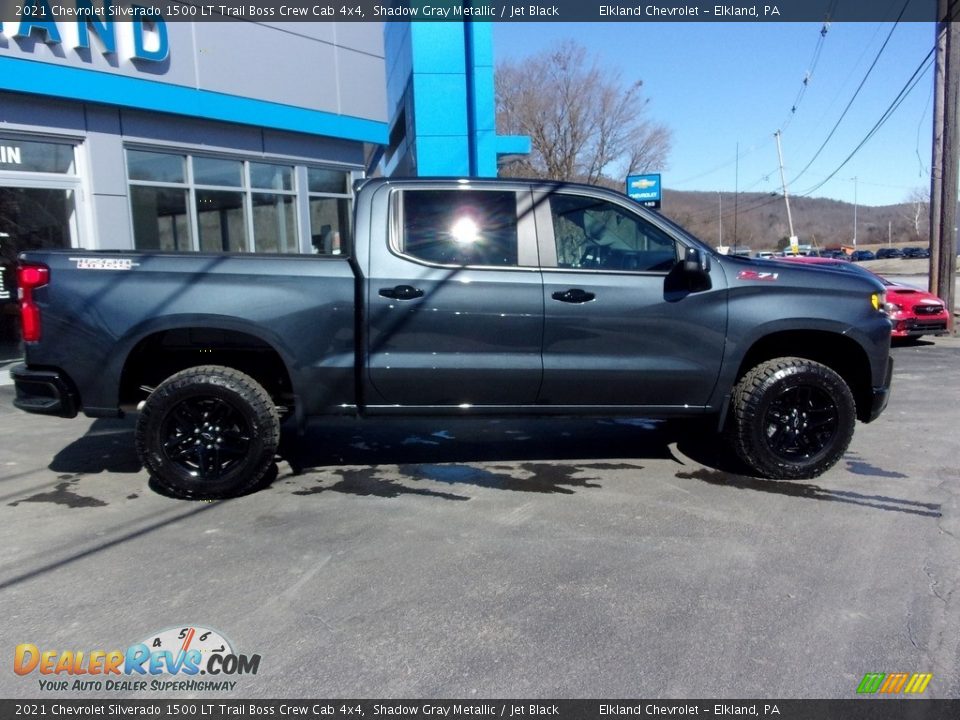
top-left (493, 22), bottom-right (937, 207)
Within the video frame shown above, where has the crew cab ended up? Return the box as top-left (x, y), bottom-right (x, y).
top-left (12, 178), bottom-right (894, 498)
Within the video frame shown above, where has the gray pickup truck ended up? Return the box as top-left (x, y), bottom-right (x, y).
top-left (11, 178), bottom-right (893, 498)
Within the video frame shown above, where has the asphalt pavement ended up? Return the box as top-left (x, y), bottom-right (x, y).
top-left (0, 338), bottom-right (958, 700)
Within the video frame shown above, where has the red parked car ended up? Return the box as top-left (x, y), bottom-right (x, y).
top-left (773, 256), bottom-right (948, 340)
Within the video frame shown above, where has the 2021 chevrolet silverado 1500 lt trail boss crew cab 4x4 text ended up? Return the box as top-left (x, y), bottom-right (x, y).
top-left (11, 178), bottom-right (893, 498)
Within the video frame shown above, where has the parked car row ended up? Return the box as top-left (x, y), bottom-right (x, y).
top-left (755, 246), bottom-right (933, 261)
top-left (821, 250), bottom-right (849, 260)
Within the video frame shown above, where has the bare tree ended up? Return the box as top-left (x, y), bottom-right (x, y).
top-left (495, 40), bottom-right (671, 184)
top-left (902, 187), bottom-right (930, 241)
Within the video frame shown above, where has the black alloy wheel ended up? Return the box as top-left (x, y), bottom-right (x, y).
top-left (135, 366), bottom-right (280, 499)
top-left (762, 384), bottom-right (840, 462)
top-left (730, 357), bottom-right (856, 480)
top-left (160, 395), bottom-right (253, 481)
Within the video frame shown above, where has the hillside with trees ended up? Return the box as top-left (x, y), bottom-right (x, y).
top-left (657, 190), bottom-right (930, 251)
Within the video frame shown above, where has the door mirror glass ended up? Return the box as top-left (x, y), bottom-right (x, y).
top-left (683, 247), bottom-right (711, 275)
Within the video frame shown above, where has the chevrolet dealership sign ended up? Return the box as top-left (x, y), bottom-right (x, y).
top-left (626, 173), bottom-right (661, 209)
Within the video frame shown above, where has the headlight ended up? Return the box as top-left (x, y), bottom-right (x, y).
top-left (883, 301), bottom-right (903, 314)
top-left (872, 292), bottom-right (885, 312)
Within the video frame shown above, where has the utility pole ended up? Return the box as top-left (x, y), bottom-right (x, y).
top-left (930, 0), bottom-right (947, 293)
top-left (718, 192), bottom-right (723, 247)
top-left (734, 141), bottom-right (739, 253)
top-left (774, 130), bottom-right (798, 252)
top-left (933, 0), bottom-right (959, 333)
top-left (852, 176), bottom-right (858, 248)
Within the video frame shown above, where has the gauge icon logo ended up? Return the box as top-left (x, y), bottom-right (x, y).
top-left (141, 626), bottom-right (233, 659)
top-left (127, 625), bottom-right (245, 676)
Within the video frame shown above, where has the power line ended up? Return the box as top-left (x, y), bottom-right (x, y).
top-left (676, 10), bottom-right (837, 197)
top-left (811, 21), bottom-right (885, 130)
top-left (735, 18), bottom-right (934, 214)
top-left (788, 5), bottom-right (911, 187)
top-left (916, 82), bottom-right (934, 177)
top-left (797, 44), bottom-right (935, 197)
top-left (670, 135), bottom-right (771, 187)
top-left (780, 8), bottom-right (836, 131)
top-left (669, 5), bottom-right (928, 227)
top-left (721, 45), bottom-right (932, 222)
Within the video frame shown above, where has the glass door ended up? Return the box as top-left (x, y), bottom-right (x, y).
top-left (0, 187), bottom-right (77, 357)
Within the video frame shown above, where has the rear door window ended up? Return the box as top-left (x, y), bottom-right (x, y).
top-left (400, 190), bottom-right (519, 267)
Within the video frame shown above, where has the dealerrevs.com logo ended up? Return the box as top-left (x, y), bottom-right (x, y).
top-left (14, 626), bottom-right (261, 692)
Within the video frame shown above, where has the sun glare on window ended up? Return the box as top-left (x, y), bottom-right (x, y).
top-left (450, 217), bottom-right (480, 245)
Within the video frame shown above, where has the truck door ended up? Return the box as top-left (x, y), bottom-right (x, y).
top-left (534, 188), bottom-right (727, 409)
top-left (365, 184), bottom-right (543, 408)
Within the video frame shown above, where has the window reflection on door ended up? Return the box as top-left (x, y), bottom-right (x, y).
top-left (0, 187), bottom-right (76, 354)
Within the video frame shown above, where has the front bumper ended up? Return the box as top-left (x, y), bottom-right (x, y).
top-left (865, 356), bottom-right (894, 423)
top-left (891, 318), bottom-right (948, 338)
top-left (11, 364), bottom-right (79, 418)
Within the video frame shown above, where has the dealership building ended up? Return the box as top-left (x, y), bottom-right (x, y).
top-left (0, 13), bottom-right (526, 350)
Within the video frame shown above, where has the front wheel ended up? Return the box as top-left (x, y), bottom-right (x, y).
top-left (135, 366), bottom-right (280, 499)
top-left (730, 358), bottom-right (855, 480)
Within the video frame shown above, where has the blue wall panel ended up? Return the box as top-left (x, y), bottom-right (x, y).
top-left (383, 21), bottom-right (528, 178)
top-left (0, 55), bottom-right (387, 145)
top-left (409, 24), bottom-right (467, 74)
top-left (411, 74), bottom-right (469, 136)
top-left (416, 136), bottom-right (471, 176)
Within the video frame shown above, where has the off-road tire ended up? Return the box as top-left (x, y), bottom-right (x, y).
top-left (730, 357), bottom-right (855, 480)
top-left (135, 365), bottom-right (280, 499)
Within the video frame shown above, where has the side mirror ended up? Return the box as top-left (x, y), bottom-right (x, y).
top-left (683, 247), bottom-right (711, 275)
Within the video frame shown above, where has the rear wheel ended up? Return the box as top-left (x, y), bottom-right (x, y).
top-left (135, 365), bottom-right (279, 499)
top-left (730, 358), bottom-right (855, 480)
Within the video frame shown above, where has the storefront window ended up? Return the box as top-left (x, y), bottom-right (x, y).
top-left (308, 167), bottom-right (348, 194)
top-left (126, 148), bottom-right (351, 254)
top-left (309, 197), bottom-right (351, 255)
top-left (197, 190), bottom-right (248, 252)
top-left (127, 150), bottom-right (185, 183)
top-left (130, 186), bottom-right (191, 251)
top-left (253, 194), bottom-right (298, 253)
top-left (194, 157), bottom-right (243, 187)
top-left (251, 163), bottom-right (293, 191)
top-left (0, 137), bottom-right (75, 174)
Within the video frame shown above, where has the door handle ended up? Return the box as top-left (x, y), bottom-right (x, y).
top-left (551, 288), bottom-right (595, 304)
top-left (379, 285), bottom-right (424, 300)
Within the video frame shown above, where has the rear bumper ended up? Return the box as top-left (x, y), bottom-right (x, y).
top-left (11, 364), bottom-right (79, 418)
top-left (865, 356), bottom-right (894, 423)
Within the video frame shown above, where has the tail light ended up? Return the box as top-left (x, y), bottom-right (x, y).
top-left (18, 263), bottom-right (50, 342)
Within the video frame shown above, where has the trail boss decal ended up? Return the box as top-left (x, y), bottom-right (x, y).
top-left (70, 257), bottom-right (138, 270)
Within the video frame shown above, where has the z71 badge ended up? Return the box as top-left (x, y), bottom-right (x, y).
top-left (737, 270), bottom-right (779, 281)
